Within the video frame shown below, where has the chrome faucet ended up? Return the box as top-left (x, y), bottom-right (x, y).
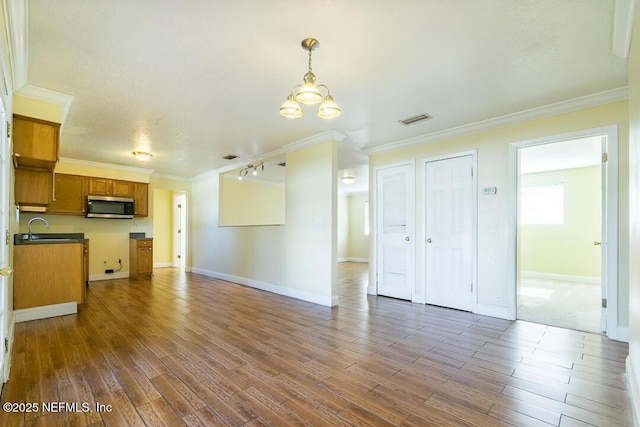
top-left (27, 217), bottom-right (49, 241)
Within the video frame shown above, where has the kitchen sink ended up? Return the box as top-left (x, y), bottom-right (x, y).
top-left (14, 233), bottom-right (86, 244)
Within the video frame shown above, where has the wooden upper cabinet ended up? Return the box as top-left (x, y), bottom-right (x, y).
top-left (88, 177), bottom-right (133, 197)
top-left (133, 182), bottom-right (148, 217)
top-left (12, 115), bottom-right (60, 170)
top-left (112, 180), bottom-right (133, 197)
top-left (88, 178), bottom-right (110, 196)
top-left (48, 174), bottom-right (88, 215)
top-left (15, 168), bottom-right (52, 206)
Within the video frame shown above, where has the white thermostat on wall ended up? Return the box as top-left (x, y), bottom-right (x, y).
top-left (482, 186), bottom-right (497, 195)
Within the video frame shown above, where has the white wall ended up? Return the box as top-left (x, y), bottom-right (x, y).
top-left (190, 140), bottom-right (338, 306)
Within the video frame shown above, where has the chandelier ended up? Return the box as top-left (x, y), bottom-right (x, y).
top-left (280, 38), bottom-right (341, 119)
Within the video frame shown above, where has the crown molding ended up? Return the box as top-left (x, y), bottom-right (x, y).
top-left (58, 157), bottom-right (155, 176)
top-left (151, 173), bottom-right (191, 182)
top-left (216, 130), bottom-right (346, 174)
top-left (4, 0), bottom-right (27, 91)
top-left (364, 87), bottom-right (629, 156)
top-left (612, 0), bottom-right (637, 58)
top-left (16, 84), bottom-right (75, 124)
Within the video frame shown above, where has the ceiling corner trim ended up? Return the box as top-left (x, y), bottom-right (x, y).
top-left (17, 84), bottom-right (75, 123)
top-left (4, 0), bottom-right (28, 91)
top-left (612, 0), bottom-right (637, 58)
top-left (58, 157), bottom-right (155, 176)
top-left (364, 87), bottom-right (629, 157)
top-left (216, 130), bottom-right (347, 175)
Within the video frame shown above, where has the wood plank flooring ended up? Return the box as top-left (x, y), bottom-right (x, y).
top-left (0, 263), bottom-right (634, 426)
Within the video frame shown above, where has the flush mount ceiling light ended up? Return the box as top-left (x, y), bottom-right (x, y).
top-left (340, 175), bottom-right (355, 184)
top-left (238, 161), bottom-right (264, 180)
top-left (132, 151), bottom-right (152, 162)
top-left (280, 38), bottom-right (341, 119)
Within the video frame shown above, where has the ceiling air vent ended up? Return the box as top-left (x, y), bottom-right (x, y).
top-left (399, 113), bottom-right (432, 126)
top-left (222, 154), bottom-right (238, 160)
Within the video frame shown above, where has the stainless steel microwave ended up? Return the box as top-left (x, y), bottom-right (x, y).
top-left (86, 195), bottom-right (135, 219)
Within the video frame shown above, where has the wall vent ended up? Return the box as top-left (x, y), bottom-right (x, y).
top-left (399, 113), bottom-right (432, 125)
top-left (222, 154), bottom-right (238, 160)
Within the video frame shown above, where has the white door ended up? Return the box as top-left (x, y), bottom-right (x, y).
top-left (0, 100), bottom-right (9, 382)
top-left (172, 192), bottom-right (186, 269)
top-left (425, 155), bottom-right (474, 311)
top-left (376, 163), bottom-right (414, 300)
top-left (599, 136), bottom-right (608, 332)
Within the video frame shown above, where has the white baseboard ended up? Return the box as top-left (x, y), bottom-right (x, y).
top-left (626, 355), bottom-right (640, 427)
top-left (614, 326), bottom-right (629, 343)
top-left (190, 267), bottom-right (337, 307)
top-left (338, 258), bottom-right (369, 263)
top-left (474, 303), bottom-right (512, 320)
top-left (521, 271), bottom-right (600, 285)
top-left (14, 302), bottom-right (77, 323)
top-left (89, 271), bottom-right (129, 281)
top-left (154, 262), bottom-right (173, 268)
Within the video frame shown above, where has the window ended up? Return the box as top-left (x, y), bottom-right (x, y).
top-left (520, 184), bottom-right (564, 225)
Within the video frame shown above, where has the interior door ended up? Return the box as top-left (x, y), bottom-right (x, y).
top-left (376, 163), bottom-right (414, 300)
top-left (425, 155), bottom-right (474, 311)
top-left (0, 100), bottom-right (9, 382)
top-left (600, 136), bottom-right (608, 332)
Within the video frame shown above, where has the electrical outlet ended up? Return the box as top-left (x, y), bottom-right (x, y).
top-left (105, 269), bottom-right (114, 274)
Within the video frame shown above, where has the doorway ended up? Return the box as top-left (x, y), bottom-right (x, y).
top-left (513, 128), bottom-right (617, 335)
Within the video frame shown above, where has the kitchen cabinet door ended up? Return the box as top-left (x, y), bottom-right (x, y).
top-left (12, 115), bottom-right (59, 170)
top-left (133, 182), bottom-right (148, 217)
top-left (49, 174), bottom-right (88, 215)
top-left (15, 168), bottom-right (52, 206)
top-left (88, 178), bottom-right (110, 196)
top-left (112, 180), bottom-right (133, 197)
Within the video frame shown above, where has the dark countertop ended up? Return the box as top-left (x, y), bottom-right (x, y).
top-left (14, 233), bottom-right (87, 245)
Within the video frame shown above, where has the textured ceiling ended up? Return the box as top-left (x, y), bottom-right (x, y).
top-left (22, 0), bottom-right (628, 191)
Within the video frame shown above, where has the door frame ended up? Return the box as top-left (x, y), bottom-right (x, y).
top-left (422, 151), bottom-right (478, 310)
top-left (371, 160), bottom-right (416, 300)
top-left (508, 125), bottom-right (619, 339)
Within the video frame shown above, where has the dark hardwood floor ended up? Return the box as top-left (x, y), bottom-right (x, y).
top-left (0, 263), bottom-right (634, 426)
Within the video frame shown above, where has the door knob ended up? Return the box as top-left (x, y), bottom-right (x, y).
top-left (427, 238), bottom-right (432, 243)
top-left (405, 236), bottom-right (410, 242)
top-left (594, 241), bottom-right (601, 246)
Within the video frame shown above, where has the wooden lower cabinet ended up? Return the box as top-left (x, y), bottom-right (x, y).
top-left (14, 243), bottom-right (85, 309)
top-left (130, 238), bottom-right (153, 279)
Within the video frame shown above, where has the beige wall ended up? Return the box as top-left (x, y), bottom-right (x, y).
top-left (337, 193), bottom-right (370, 261)
top-left (219, 178), bottom-right (285, 226)
top-left (627, 3), bottom-right (640, 423)
top-left (348, 194), bottom-right (369, 260)
top-left (190, 140), bottom-right (338, 306)
top-left (520, 166), bottom-right (601, 278)
top-left (152, 188), bottom-right (173, 266)
top-left (337, 194), bottom-right (348, 260)
top-left (370, 101), bottom-right (629, 320)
